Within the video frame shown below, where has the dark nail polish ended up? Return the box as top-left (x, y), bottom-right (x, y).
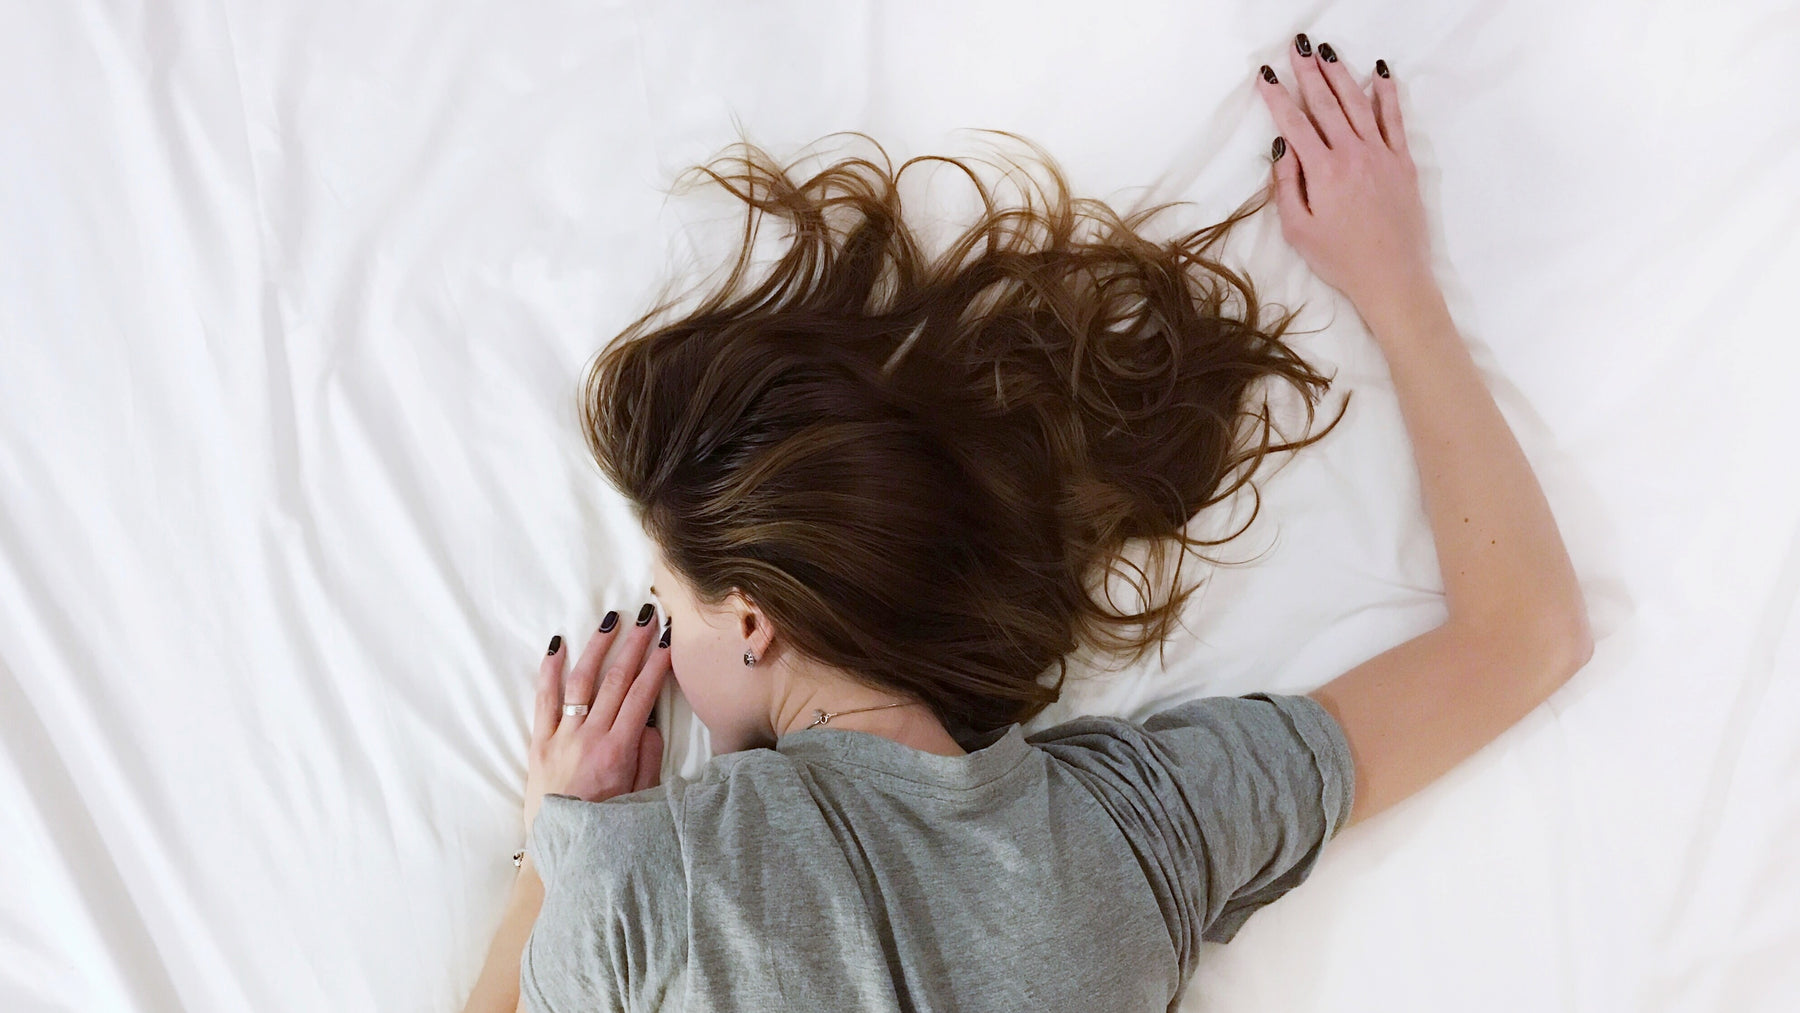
top-left (636, 602), bottom-right (655, 626)
top-left (599, 610), bottom-right (618, 633)
top-left (1376, 58), bottom-right (1390, 79)
top-left (1319, 42), bottom-right (1337, 63)
top-left (1260, 63), bottom-right (1278, 84)
top-left (1294, 33), bottom-right (1311, 57)
top-left (546, 635), bottom-right (561, 656)
top-left (1271, 136), bottom-right (1286, 161)
top-left (658, 625), bottom-right (671, 648)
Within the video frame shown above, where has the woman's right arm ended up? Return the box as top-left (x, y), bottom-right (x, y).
top-left (1255, 37), bottom-right (1593, 829)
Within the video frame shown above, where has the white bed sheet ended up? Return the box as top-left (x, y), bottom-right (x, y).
top-left (2, 1), bottom-right (1796, 1010)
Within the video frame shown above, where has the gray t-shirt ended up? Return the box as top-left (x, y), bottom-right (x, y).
top-left (520, 690), bottom-right (1355, 1012)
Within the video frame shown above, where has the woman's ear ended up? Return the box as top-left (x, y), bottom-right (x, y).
top-left (730, 592), bottom-right (774, 659)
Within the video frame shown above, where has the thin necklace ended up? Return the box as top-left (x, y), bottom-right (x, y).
top-left (806, 700), bottom-right (927, 730)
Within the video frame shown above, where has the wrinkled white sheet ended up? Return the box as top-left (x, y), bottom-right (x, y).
top-left (2, 1), bottom-right (1796, 1010)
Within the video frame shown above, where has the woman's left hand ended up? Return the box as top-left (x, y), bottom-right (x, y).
top-left (1254, 38), bottom-right (1431, 317)
top-left (524, 607), bottom-right (668, 837)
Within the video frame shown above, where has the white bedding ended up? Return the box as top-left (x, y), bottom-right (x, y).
top-left (3, 1), bottom-right (1796, 1010)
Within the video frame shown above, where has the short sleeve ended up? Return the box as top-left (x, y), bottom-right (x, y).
top-left (519, 790), bottom-right (689, 1013)
top-left (1028, 691), bottom-right (1355, 972)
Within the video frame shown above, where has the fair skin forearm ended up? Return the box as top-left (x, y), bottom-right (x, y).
top-left (1358, 281), bottom-right (1589, 644)
top-left (462, 859), bottom-right (543, 1013)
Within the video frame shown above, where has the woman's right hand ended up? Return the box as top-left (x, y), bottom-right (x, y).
top-left (524, 606), bottom-right (666, 839)
top-left (1255, 39), bottom-right (1434, 316)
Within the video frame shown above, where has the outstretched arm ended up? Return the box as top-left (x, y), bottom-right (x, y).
top-left (1255, 38), bottom-right (1593, 829)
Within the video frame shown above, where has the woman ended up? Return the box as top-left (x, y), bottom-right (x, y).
top-left (463, 33), bottom-right (1592, 1013)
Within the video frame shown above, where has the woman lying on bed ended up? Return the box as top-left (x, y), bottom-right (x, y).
top-left (460, 32), bottom-right (1592, 1013)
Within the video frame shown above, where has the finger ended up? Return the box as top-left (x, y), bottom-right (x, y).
top-left (632, 726), bottom-right (664, 794)
top-left (1288, 34), bottom-right (1354, 150)
top-left (531, 635), bottom-right (565, 750)
top-left (1255, 66), bottom-right (1328, 172)
top-left (587, 602), bottom-right (658, 731)
top-left (611, 643), bottom-right (670, 735)
top-left (1270, 135), bottom-right (1310, 220)
top-left (1313, 42), bottom-right (1380, 144)
top-left (558, 612), bottom-right (620, 736)
top-left (1370, 60), bottom-right (1408, 156)
top-left (576, 609), bottom-right (625, 688)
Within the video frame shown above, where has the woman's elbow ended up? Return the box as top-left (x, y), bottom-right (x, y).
top-left (1542, 610), bottom-right (1595, 686)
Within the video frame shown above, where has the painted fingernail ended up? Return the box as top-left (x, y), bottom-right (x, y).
top-left (636, 602), bottom-right (655, 626)
top-left (547, 634), bottom-right (562, 656)
top-left (1376, 58), bottom-right (1390, 79)
top-left (599, 610), bottom-right (618, 633)
top-left (1319, 42), bottom-right (1337, 63)
top-left (658, 624), bottom-right (671, 649)
top-left (1260, 63), bottom-right (1278, 84)
top-left (1271, 136), bottom-right (1286, 161)
top-left (1294, 33), bottom-right (1311, 57)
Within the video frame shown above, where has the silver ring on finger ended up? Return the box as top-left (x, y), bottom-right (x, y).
top-left (562, 703), bottom-right (590, 717)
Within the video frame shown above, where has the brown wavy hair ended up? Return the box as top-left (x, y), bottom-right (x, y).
top-left (580, 130), bottom-right (1347, 741)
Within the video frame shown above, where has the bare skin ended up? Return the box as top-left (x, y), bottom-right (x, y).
top-left (1255, 37), bottom-right (1592, 829)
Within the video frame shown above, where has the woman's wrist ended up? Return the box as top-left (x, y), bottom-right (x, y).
top-left (508, 852), bottom-right (544, 909)
top-left (1355, 275), bottom-right (1451, 352)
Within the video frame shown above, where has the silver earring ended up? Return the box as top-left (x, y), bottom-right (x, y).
top-left (743, 649), bottom-right (757, 666)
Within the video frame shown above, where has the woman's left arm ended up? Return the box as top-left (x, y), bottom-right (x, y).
top-left (461, 859), bottom-right (545, 1013)
top-left (460, 614), bottom-right (670, 1013)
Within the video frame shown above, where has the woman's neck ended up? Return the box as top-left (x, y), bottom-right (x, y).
top-left (771, 670), bottom-right (965, 756)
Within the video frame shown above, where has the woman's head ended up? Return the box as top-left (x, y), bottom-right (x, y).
top-left (584, 130), bottom-right (1347, 751)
